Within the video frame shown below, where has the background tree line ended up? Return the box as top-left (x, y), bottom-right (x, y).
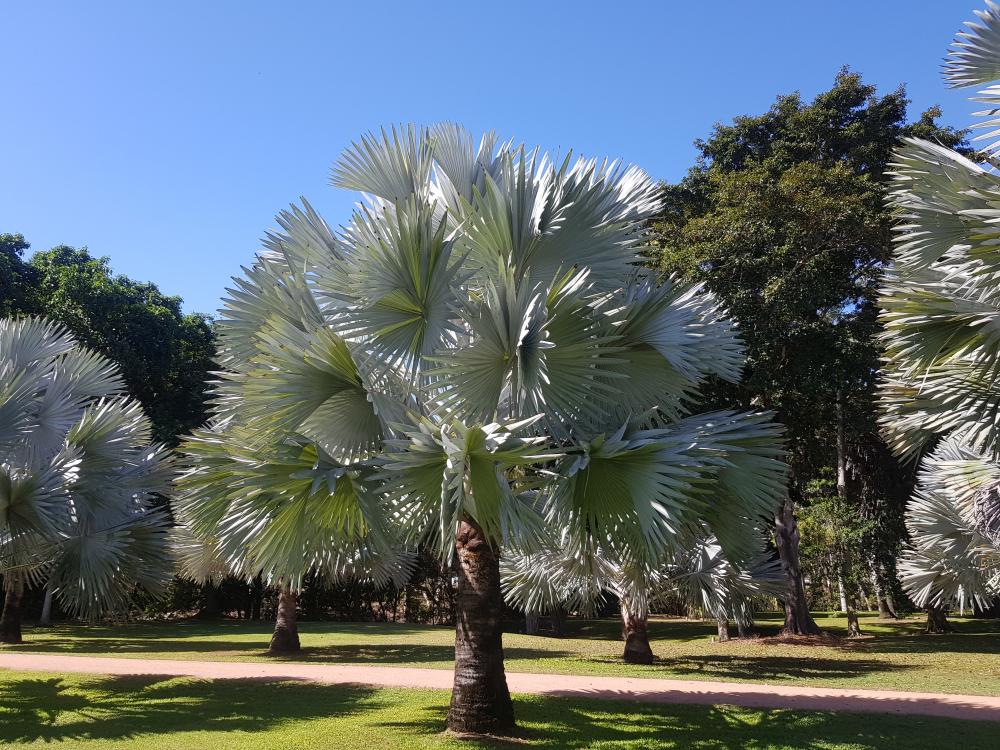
top-left (1, 69), bottom-right (979, 629)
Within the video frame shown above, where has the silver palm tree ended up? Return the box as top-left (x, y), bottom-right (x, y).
top-left (0, 316), bottom-right (172, 642)
top-left (173, 124), bottom-right (787, 735)
top-left (501, 525), bottom-right (782, 657)
top-left (880, 1), bottom-right (1000, 631)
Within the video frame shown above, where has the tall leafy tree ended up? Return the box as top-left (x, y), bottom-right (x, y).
top-left (174, 124), bottom-right (787, 735)
top-left (879, 1), bottom-right (1000, 632)
top-left (0, 317), bottom-right (173, 643)
top-left (652, 71), bottom-right (967, 633)
top-left (27, 246), bottom-right (216, 444)
top-left (0, 234), bottom-right (39, 319)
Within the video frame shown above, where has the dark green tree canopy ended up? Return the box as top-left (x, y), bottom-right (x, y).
top-left (653, 70), bottom-right (968, 470)
top-left (0, 233), bottom-right (39, 318)
top-left (2, 238), bottom-right (215, 444)
top-left (651, 71), bottom-right (968, 607)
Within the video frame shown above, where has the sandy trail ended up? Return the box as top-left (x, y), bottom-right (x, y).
top-left (2, 652), bottom-right (998, 722)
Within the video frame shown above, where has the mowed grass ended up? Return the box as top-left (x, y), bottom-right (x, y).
top-left (2, 669), bottom-right (997, 750)
top-left (6, 612), bottom-right (1000, 696)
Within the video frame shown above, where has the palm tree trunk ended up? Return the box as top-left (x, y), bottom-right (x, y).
top-left (39, 585), bottom-right (54, 627)
top-left (1, 574), bottom-right (24, 644)
top-left (925, 605), bottom-right (953, 634)
top-left (446, 516), bottom-right (515, 736)
top-left (774, 490), bottom-right (821, 635)
top-left (268, 587), bottom-right (301, 654)
top-left (621, 598), bottom-right (654, 664)
top-left (716, 616), bottom-right (730, 642)
top-left (524, 612), bottom-right (540, 635)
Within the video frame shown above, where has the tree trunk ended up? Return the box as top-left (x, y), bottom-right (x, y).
top-left (39, 585), bottom-right (54, 627)
top-left (870, 564), bottom-right (897, 619)
top-left (925, 605), bottom-right (953, 634)
top-left (524, 612), bottom-right (539, 635)
top-left (1, 575), bottom-right (24, 644)
top-left (446, 517), bottom-right (515, 736)
top-left (268, 587), bottom-right (301, 654)
top-left (736, 619), bottom-right (748, 638)
top-left (774, 491), bottom-right (821, 635)
top-left (716, 617), bottom-right (730, 642)
top-left (621, 599), bottom-right (654, 664)
top-left (846, 608), bottom-right (861, 637)
top-left (837, 575), bottom-right (848, 613)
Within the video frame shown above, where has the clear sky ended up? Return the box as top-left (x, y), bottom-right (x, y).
top-left (2, 1), bottom-right (980, 315)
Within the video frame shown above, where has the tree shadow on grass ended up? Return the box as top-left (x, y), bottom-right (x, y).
top-left (645, 654), bottom-right (912, 682)
top-left (0, 674), bottom-right (382, 744)
top-left (273, 644), bottom-right (570, 665)
top-left (383, 695), bottom-right (999, 749)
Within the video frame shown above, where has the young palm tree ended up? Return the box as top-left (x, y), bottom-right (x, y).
top-left (0, 317), bottom-right (172, 642)
top-left (879, 2), bottom-right (1000, 630)
top-left (174, 125), bottom-right (787, 735)
top-left (171, 520), bottom-right (413, 650)
top-left (501, 525), bottom-right (781, 657)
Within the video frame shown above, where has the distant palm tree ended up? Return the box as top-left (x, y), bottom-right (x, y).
top-left (173, 125), bottom-right (787, 735)
top-left (501, 525), bottom-right (782, 658)
top-left (879, 2), bottom-right (1000, 631)
top-left (0, 317), bottom-right (172, 642)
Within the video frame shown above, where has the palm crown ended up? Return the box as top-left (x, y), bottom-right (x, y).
top-left (0, 317), bottom-right (172, 621)
top-left (175, 124), bottom-right (787, 585)
top-left (880, 1), bottom-right (1000, 610)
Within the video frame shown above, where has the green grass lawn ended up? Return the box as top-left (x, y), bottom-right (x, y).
top-left (6, 612), bottom-right (1000, 696)
top-left (1, 669), bottom-right (996, 750)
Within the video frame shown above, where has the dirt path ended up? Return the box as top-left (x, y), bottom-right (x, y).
top-left (3, 652), bottom-right (999, 722)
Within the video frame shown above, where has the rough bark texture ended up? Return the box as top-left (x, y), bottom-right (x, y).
top-left (447, 517), bottom-right (515, 736)
top-left (774, 492), bottom-right (822, 636)
top-left (870, 566), bottom-right (898, 619)
top-left (716, 617), bottom-right (730, 642)
top-left (621, 602), bottom-right (654, 664)
top-left (925, 605), bottom-right (953, 634)
top-left (39, 586), bottom-right (54, 627)
top-left (268, 588), bottom-right (301, 654)
top-left (846, 608), bottom-right (862, 638)
top-left (1, 576), bottom-right (24, 644)
top-left (876, 593), bottom-right (897, 620)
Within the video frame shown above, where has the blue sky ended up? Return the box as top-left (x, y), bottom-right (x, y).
top-left (2, 1), bottom-right (979, 315)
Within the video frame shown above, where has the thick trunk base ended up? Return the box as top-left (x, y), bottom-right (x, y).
top-left (846, 609), bottom-right (862, 638)
top-left (716, 618), bottom-right (731, 642)
top-left (1, 582), bottom-right (23, 644)
top-left (925, 606), bottom-right (953, 634)
top-left (268, 589), bottom-right (301, 654)
top-left (621, 606), bottom-right (654, 664)
top-left (876, 596), bottom-right (898, 620)
top-left (775, 493), bottom-right (822, 636)
top-left (447, 518), bottom-right (515, 736)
